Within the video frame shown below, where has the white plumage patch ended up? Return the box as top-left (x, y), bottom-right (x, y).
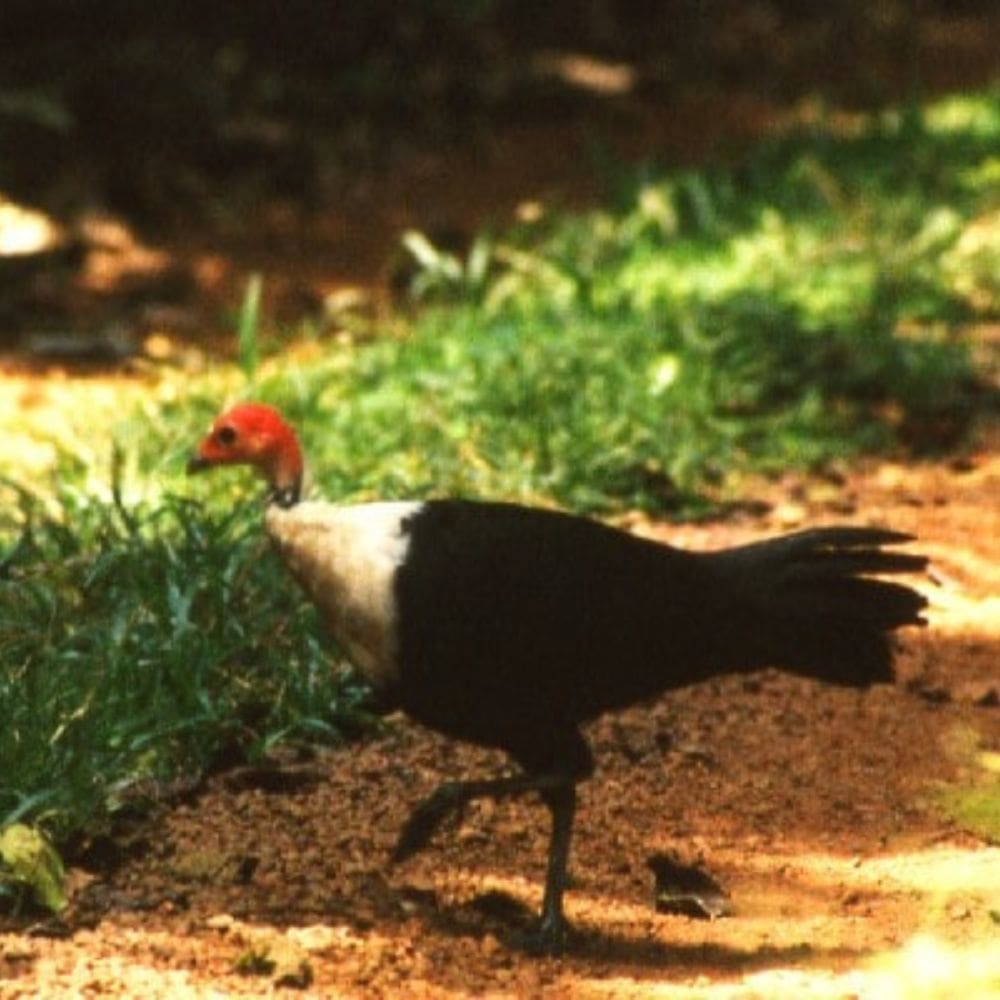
top-left (264, 501), bottom-right (422, 691)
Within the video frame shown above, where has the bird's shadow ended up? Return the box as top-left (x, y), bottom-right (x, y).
top-left (399, 882), bottom-right (867, 970)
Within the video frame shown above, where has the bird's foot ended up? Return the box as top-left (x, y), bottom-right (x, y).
top-left (392, 782), bottom-right (468, 863)
top-left (512, 912), bottom-right (571, 956)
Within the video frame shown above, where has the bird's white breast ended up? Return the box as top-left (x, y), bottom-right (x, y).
top-left (264, 501), bottom-right (423, 690)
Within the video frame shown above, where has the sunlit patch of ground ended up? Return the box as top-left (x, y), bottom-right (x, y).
top-left (573, 935), bottom-right (1000, 1000)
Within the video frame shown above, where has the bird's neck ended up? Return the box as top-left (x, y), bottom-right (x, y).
top-left (269, 480), bottom-right (302, 508)
top-left (264, 431), bottom-right (304, 508)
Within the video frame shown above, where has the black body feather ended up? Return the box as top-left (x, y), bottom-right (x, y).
top-left (395, 501), bottom-right (926, 776)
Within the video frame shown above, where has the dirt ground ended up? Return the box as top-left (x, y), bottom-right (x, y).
top-left (1, 434), bottom-right (998, 998)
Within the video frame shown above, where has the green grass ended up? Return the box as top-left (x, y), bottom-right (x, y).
top-left (1, 90), bottom-right (998, 862)
top-left (0, 483), bottom-right (375, 849)
top-left (937, 735), bottom-right (1000, 845)
top-left (940, 785), bottom-right (1000, 845)
top-left (171, 94), bottom-right (995, 514)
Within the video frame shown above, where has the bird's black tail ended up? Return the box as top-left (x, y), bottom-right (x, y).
top-left (706, 526), bottom-right (928, 686)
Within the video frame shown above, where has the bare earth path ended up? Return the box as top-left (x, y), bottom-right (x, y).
top-left (1, 433), bottom-right (998, 998)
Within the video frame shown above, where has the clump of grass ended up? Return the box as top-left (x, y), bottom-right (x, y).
top-left (0, 481), bottom-right (372, 843)
top-left (937, 733), bottom-right (1000, 845)
top-left (370, 93), bottom-right (996, 508)
top-left (940, 786), bottom-right (1000, 845)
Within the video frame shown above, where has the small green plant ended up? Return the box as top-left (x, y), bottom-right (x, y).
top-left (0, 823), bottom-right (67, 914)
top-left (237, 273), bottom-right (264, 379)
top-left (938, 742), bottom-right (1000, 845)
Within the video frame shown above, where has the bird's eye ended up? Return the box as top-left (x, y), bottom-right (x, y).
top-left (215, 425), bottom-right (237, 446)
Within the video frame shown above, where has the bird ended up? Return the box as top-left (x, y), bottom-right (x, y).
top-left (188, 401), bottom-right (928, 950)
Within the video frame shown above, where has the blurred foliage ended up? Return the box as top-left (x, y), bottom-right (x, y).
top-left (0, 0), bottom-right (995, 219)
top-left (309, 93), bottom-right (993, 510)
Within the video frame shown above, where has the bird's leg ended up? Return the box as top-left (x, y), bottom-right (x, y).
top-left (532, 781), bottom-right (576, 953)
top-left (393, 771), bottom-right (580, 952)
top-left (486, 779), bottom-right (578, 954)
top-left (392, 780), bottom-right (476, 862)
top-left (392, 772), bottom-right (571, 863)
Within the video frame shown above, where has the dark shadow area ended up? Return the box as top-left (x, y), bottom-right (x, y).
top-left (417, 886), bottom-right (866, 970)
top-left (1, 1), bottom-right (997, 223)
top-left (0, 2), bottom-right (997, 363)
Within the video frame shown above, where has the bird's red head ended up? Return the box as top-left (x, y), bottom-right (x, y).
top-left (188, 402), bottom-right (303, 505)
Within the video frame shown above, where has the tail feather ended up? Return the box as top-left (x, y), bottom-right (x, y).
top-left (726, 526), bottom-right (918, 557)
top-left (789, 575), bottom-right (925, 615)
top-left (784, 550), bottom-right (928, 581)
top-left (711, 526), bottom-right (928, 686)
